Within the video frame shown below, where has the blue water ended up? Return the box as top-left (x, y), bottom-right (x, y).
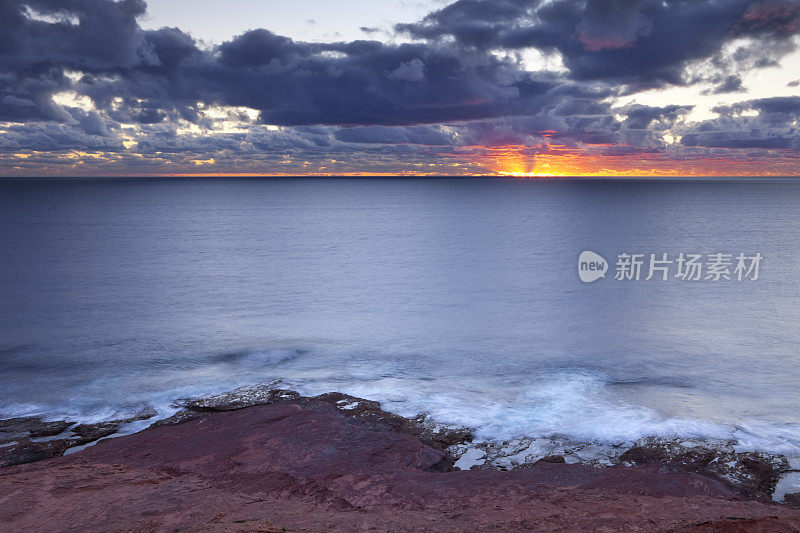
top-left (1, 178), bottom-right (799, 452)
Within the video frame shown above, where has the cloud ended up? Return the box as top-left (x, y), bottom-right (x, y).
top-left (703, 75), bottom-right (746, 95)
top-left (386, 58), bottom-right (426, 82)
top-left (398, 0), bottom-right (800, 87)
top-left (0, 0), bottom-right (799, 176)
top-left (680, 96), bottom-right (800, 149)
top-left (731, 0), bottom-right (800, 36)
top-left (334, 125), bottom-right (456, 145)
top-left (620, 104), bottom-right (693, 130)
top-left (576, 0), bottom-right (653, 52)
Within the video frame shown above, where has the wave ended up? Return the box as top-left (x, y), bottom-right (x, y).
top-left (289, 370), bottom-right (800, 455)
top-left (3, 362), bottom-right (800, 457)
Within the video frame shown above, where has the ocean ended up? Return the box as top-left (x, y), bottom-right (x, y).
top-left (1, 177), bottom-right (799, 453)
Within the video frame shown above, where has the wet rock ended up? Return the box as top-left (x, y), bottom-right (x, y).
top-left (619, 437), bottom-right (790, 499)
top-left (66, 408), bottom-right (158, 442)
top-left (181, 383), bottom-right (299, 412)
top-left (0, 417), bottom-right (73, 444)
top-left (149, 410), bottom-right (207, 428)
top-left (512, 455), bottom-right (567, 470)
top-left (0, 420), bottom-right (127, 468)
top-left (1, 408), bottom-right (161, 468)
top-left (0, 438), bottom-right (77, 468)
top-left (71, 422), bottom-right (120, 443)
top-left (537, 454), bottom-right (566, 464)
top-left (449, 436), bottom-right (626, 472)
top-left (408, 414), bottom-right (473, 449)
top-left (0, 417), bottom-right (79, 467)
top-left (117, 407), bottom-right (158, 423)
top-left (785, 492), bottom-right (800, 508)
top-left (448, 434), bottom-right (794, 501)
top-left (310, 392), bottom-right (472, 450)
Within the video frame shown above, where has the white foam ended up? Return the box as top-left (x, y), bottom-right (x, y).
top-left (5, 365), bottom-right (800, 458)
top-left (289, 371), bottom-right (800, 454)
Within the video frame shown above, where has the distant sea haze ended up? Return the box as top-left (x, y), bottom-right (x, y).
top-left (1, 177), bottom-right (799, 454)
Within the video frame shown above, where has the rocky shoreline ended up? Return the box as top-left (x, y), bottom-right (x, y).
top-left (3, 383), bottom-right (800, 531)
top-left (449, 435), bottom-right (797, 501)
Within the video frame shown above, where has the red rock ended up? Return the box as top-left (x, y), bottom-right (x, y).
top-left (1, 401), bottom-right (799, 532)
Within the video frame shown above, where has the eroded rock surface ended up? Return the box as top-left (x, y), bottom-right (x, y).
top-left (1, 400), bottom-right (799, 532)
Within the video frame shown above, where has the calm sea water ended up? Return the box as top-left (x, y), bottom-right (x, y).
top-left (1, 178), bottom-right (799, 451)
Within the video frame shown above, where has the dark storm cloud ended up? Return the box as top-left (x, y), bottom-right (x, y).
top-left (0, 0), bottom-right (149, 70)
top-left (398, 0), bottom-right (800, 87)
top-left (0, 0), bottom-right (152, 121)
top-left (195, 32), bottom-right (551, 126)
top-left (0, 0), bottom-right (799, 175)
top-left (12, 0), bottom-right (795, 132)
top-left (0, 0), bottom-right (564, 128)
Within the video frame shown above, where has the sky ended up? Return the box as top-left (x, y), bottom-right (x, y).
top-left (1, 0), bottom-right (799, 176)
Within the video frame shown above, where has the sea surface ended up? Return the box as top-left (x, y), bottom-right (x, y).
top-left (1, 177), bottom-right (799, 452)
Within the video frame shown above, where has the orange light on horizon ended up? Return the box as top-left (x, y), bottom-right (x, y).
top-left (455, 143), bottom-right (800, 178)
top-left (457, 145), bottom-right (586, 177)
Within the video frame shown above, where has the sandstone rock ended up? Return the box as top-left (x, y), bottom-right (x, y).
top-left (169, 387), bottom-right (473, 471)
top-left (310, 391), bottom-right (472, 449)
top-left (1, 384), bottom-right (793, 511)
top-left (2, 402), bottom-right (799, 532)
top-left (303, 391), bottom-right (471, 471)
top-left (674, 516), bottom-right (800, 532)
